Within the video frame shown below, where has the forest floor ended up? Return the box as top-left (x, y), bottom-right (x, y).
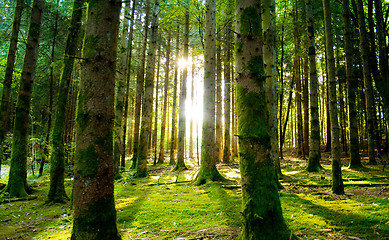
top-left (0, 150), bottom-right (389, 240)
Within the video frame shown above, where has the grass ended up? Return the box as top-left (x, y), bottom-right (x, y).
top-left (0, 151), bottom-right (388, 240)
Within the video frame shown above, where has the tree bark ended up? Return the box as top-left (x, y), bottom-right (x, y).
top-left (323, 0), bottom-right (344, 195)
top-left (47, 0), bottom-right (85, 204)
top-left (3, 0), bottom-right (45, 198)
top-left (236, 0), bottom-right (292, 238)
top-left (223, 21), bottom-right (232, 164)
top-left (216, 38), bottom-right (223, 162)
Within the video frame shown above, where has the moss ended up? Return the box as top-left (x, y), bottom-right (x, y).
top-left (83, 35), bottom-right (101, 59)
top-left (247, 56), bottom-right (265, 84)
top-left (235, 40), bottom-right (243, 56)
top-left (239, 6), bottom-right (261, 38)
top-left (94, 132), bottom-right (113, 153)
top-left (75, 145), bottom-right (99, 177)
top-left (236, 86), bottom-right (270, 149)
top-left (75, 93), bottom-right (90, 133)
top-left (72, 196), bottom-right (120, 240)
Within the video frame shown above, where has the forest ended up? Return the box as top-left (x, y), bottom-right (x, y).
top-left (0, 0), bottom-right (389, 239)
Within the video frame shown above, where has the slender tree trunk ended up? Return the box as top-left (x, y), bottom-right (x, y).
top-left (189, 62), bottom-right (195, 159)
top-left (306, 0), bottom-right (322, 172)
top-left (3, 0), bottom-right (45, 198)
top-left (121, 0), bottom-right (137, 170)
top-left (71, 1), bottom-right (121, 238)
top-left (195, 0), bottom-right (225, 185)
top-left (169, 26), bottom-right (180, 166)
top-left (0, 0), bottom-right (24, 145)
top-left (157, 34), bottom-right (171, 164)
top-left (294, 3), bottom-right (303, 158)
top-left (152, 48), bottom-right (161, 165)
top-left (236, 0), bottom-right (291, 238)
top-left (216, 39), bottom-right (223, 162)
top-left (47, 0), bottom-right (84, 204)
top-left (302, 59), bottom-right (309, 158)
top-left (323, 0), bottom-right (344, 195)
top-left (355, 0), bottom-right (377, 165)
top-left (114, 1), bottom-right (131, 178)
top-left (131, 0), bottom-right (150, 169)
top-left (174, 4), bottom-right (189, 171)
top-left (223, 23), bottom-right (232, 164)
top-left (135, 0), bottom-right (160, 177)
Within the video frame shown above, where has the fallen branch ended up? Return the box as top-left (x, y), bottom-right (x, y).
top-left (0, 196), bottom-right (37, 204)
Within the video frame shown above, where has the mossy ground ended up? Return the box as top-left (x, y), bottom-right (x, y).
top-left (0, 150), bottom-right (388, 239)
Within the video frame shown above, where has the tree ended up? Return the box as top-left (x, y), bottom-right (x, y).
top-left (0, 0), bottom-right (24, 146)
top-left (322, 0), bottom-right (344, 195)
top-left (2, 0), bottom-right (45, 198)
top-left (235, 0), bottom-right (292, 238)
top-left (47, 0), bottom-right (85, 204)
top-left (174, 1), bottom-right (189, 171)
top-left (194, 0), bottom-right (225, 185)
top-left (354, 0), bottom-right (377, 165)
top-left (136, 0), bottom-right (160, 177)
top-left (131, 0), bottom-right (151, 169)
top-left (71, 0), bottom-right (121, 239)
top-left (305, 0), bottom-right (322, 172)
top-left (223, 18), bottom-right (232, 164)
top-left (157, 34), bottom-right (171, 164)
top-left (342, 0), bottom-right (361, 169)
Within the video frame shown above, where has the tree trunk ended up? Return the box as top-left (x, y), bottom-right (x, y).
top-left (355, 0), bottom-right (377, 165)
top-left (157, 34), bottom-right (171, 164)
top-left (236, 0), bottom-right (291, 238)
top-left (135, 0), bottom-right (160, 177)
top-left (189, 62), bottom-right (195, 159)
top-left (3, 0), bottom-right (45, 198)
top-left (194, 0), bottom-right (225, 185)
top-left (71, 1), bottom-right (121, 238)
top-left (0, 0), bottom-right (24, 145)
top-left (152, 48), bottom-right (161, 165)
top-left (294, 3), bottom-right (303, 158)
top-left (223, 22), bottom-right (232, 164)
top-left (47, 0), bottom-right (84, 204)
top-left (216, 39), bottom-right (223, 162)
top-left (114, 1), bottom-right (131, 178)
top-left (323, 0), bottom-right (344, 195)
top-left (131, 0), bottom-right (150, 169)
top-left (169, 26), bottom-right (180, 166)
top-left (174, 4), bottom-right (189, 171)
top-left (121, 0), bottom-right (138, 170)
top-left (305, 0), bottom-right (322, 172)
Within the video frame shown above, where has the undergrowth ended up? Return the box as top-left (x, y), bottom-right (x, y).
top-left (0, 152), bottom-right (388, 240)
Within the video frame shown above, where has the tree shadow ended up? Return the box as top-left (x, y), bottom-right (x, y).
top-left (283, 192), bottom-right (389, 239)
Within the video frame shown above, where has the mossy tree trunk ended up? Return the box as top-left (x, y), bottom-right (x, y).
top-left (194, 0), bottom-right (225, 185)
top-left (305, 0), bottom-right (323, 172)
top-left (135, 0), bottom-right (160, 177)
top-left (189, 62), bottom-right (195, 159)
top-left (342, 0), bottom-right (361, 169)
top-left (157, 34), bottom-right (171, 164)
top-left (48, 0), bottom-right (85, 204)
top-left (121, 0), bottom-right (138, 170)
top-left (355, 0), bottom-right (377, 165)
top-left (169, 26), bottom-right (180, 166)
top-left (323, 0), bottom-right (344, 195)
top-left (71, 0), bottom-right (121, 239)
top-left (152, 50), bottom-right (161, 165)
top-left (3, 0), bottom-right (45, 198)
top-left (174, 5), bottom-right (189, 171)
top-left (235, 1), bottom-right (291, 238)
top-left (0, 0), bottom-right (24, 146)
top-left (131, 0), bottom-right (150, 169)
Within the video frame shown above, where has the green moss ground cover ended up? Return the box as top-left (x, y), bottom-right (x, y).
top-left (0, 151), bottom-right (388, 239)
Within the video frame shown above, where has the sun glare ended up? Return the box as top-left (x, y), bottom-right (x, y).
top-left (178, 58), bottom-right (190, 68)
